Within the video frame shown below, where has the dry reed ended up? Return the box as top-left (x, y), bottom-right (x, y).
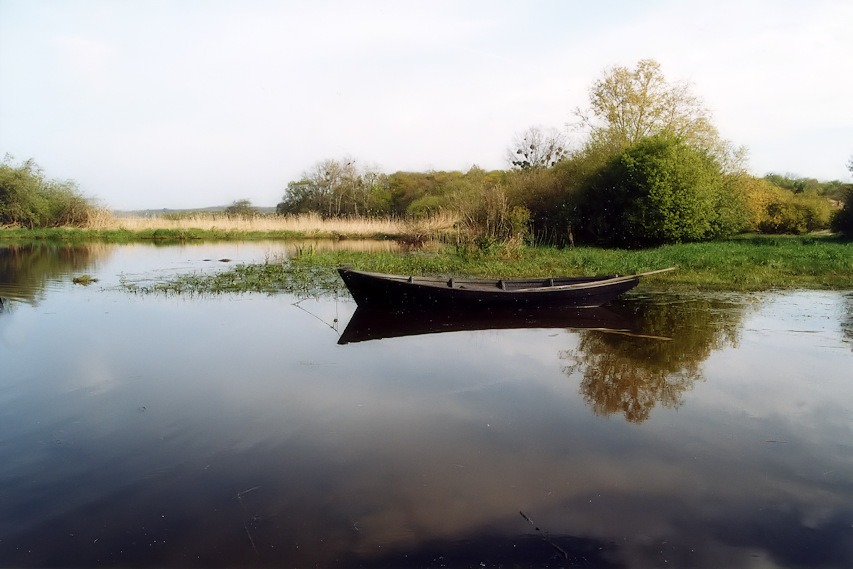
top-left (85, 211), bottom-right (458, 238)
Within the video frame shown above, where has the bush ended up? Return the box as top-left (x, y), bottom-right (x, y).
top-left (574, 135), bottom-right (739, 247)
top-left (0, 157), bottom-right (95, 227)
top-left (757, 187), bottom-right (833, 234)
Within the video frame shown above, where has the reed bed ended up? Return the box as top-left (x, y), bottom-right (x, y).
top-left (85, 211), bottom-right (458, 238)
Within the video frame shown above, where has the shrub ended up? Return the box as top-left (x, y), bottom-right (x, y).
top-left (758, 187), bottom-right (833, 234)
top-left (0, 157), bottom-right (95, 227)
top-left (574, 135), bottom-right (738, 247)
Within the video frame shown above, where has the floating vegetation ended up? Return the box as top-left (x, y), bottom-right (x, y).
top-left (72, 275), bottom-right (98, 285)
top-left (121, 260), bottom-right (343, 298)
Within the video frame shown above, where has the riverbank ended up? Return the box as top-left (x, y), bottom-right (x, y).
top-left (116, 235), bottom-right (853, 294)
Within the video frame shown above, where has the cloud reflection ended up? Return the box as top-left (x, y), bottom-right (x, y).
top-left (1, 253), bottom-right (851, 568)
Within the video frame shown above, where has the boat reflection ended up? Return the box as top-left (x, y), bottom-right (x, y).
top-left (338, 304), bottom-right (636, 344)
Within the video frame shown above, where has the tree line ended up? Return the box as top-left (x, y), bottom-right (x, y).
top-left (2, 59), bottom-right (850, 241)
top-left (276, 59), bottom-right (852, 245)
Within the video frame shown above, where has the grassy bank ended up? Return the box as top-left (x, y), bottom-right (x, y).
top-left (122, 235), bottom-right (853, 295)
top-left (297, 236), bottom-right (853, 291)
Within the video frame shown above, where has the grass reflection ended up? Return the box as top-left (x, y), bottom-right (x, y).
top-left (562, 294), bottom-right (749, 423)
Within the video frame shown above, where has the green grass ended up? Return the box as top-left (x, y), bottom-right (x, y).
top-left (122, 235), bottom-right (853, 296)
top-left (295, 236), bottom-right (852, 291)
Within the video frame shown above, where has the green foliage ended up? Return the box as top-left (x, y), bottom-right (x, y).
top-left (276, 158), bottom-right (390, 217)
top-left (388, 168), bottom-right (503, 216)
top-left (574, 59), bottom-right (744, 173)
top-left (574, 135), bottom-right (740, 247)
top-left (0, 156), bottom-right (95, 228)
top-left (763, 173), bottom-right (849, 201)
top-left (758, 191), bottom-right (833, 234)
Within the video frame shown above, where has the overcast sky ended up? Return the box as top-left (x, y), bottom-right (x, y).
top-left (1, 0), bottom-right (851, 210)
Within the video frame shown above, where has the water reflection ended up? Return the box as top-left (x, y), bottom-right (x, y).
top-left (339, 304), bottom-right (635, 344)
top-left (1, 243), bottom-right (851, 568)
top-left (562, 294), bottom-right (748, 423)
top-left (0, 242), bottom-right (112, 304)
top-left (843, 293), bottom-right (853, 350)
top-left (338, 295), bottom-right (752, 425)
top-left (0, 240), bottom-right (401, 304)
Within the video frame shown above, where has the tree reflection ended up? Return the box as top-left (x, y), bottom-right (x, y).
top-left (562, 294), bottom-right (748, 423)
top-left (0, 243), bottom-right (110, 304)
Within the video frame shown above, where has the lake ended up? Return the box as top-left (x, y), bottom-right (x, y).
top-left (1, 242), bottom-right (851, 568)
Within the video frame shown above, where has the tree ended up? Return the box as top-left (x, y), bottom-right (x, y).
top-left (506, 126), bottom-right (567, 170)
top-left (574, 59), bottom-right (745, 172)
top-left (276, 158), bottom-right (389, 217)
top-left (225, 199), bottom-right (257, 217)
top-left (575, 134), bottom-right (745, 247)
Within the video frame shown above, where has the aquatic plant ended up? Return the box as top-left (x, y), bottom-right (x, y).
top-left (72, 274), bottom-right (98, 285)
top-left (121, 260), bottom-right (343, 298)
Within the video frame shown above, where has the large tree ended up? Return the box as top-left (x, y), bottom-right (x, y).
top-left (574, 59), bottom-right (744, 172)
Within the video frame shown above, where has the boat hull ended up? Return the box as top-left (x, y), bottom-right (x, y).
top-left (338, 268), bottom-right (640, 309)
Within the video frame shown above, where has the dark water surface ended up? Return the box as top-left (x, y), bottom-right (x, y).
top-left (1, 242), bottom-right (852, 568)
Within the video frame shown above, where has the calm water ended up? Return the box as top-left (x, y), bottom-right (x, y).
top-left (1, 242), bottom-right (852, 568)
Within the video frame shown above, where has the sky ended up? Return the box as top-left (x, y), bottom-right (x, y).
top-left (1, 0), bottom-right (851, 210)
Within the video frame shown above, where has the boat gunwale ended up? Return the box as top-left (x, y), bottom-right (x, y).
top-left (343, 268), bottom-right (674, 294)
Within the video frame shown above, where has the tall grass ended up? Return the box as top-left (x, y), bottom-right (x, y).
top-left (1, 211), bottom-right (460, 242)
top-left (88, 211), bottom-right (457, 238)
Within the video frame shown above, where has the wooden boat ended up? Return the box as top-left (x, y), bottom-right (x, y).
top-left (338, 304), bottom-right (635, 344)
top-left (338, 267), bottom-right (674, 309)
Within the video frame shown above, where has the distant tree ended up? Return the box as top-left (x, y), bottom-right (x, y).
top-left (574, 59), bottom-right (745, 172)
top-left (506, 126), bottom-right (567, 170)
top-left (763, 173), bottom-right (846, 200)
top-left (277, 158), bottom-right (389, 217)
top-left (225, 199), bottom-right (257, 217)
